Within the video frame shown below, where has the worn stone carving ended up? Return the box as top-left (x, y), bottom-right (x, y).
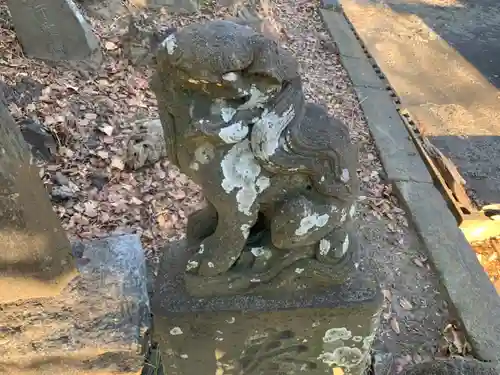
top-left (151, 20), bottom-right (360, 297)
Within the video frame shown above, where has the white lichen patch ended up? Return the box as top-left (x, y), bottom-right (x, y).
top-left (238, 85), bottom-right (269, 110)
top-left (170, 327), bottom-right (183, 335)
top-left (208, 262), bottom-right (215, 268)
top-left (194, 143), bottom-right (215, 165)
top-left (256, 176), bottom-right (270, 193)
top-left (226, 317), bottom-right (236, 324)
top-left (180, 354), bottom-right (189, 359)
top-left (340, 208), bottom-right (348, 223)
top-left (341, 168), bottom-right (350, 183)
top-left (190, 161), bottom-right (199, 171)
top-left (295, 213), bottom-right (329, 236)
top-left (295, 268), bottom-right (304, 274)
top-left (222, 72), bottom-right (238, 82)
top-left (319, 239), bottom-right (331, 256)
top-left (219, 121), bottom-right (248, 143)
top-left (186, 260), bottom-right (199, 271)
top-left (251, 247), bottom-right (265, 257)
top-left (241, 224), bottom-right (251, 238)
top-left (198, 244), bottom-right (205, 254)
top-left (318, 347), bottom-right (364, 367)
top-left (323, 328), bottom-right (352, 343)
top-left (221, 140), bottom-right (269, 215)
top-left (162, 33), bottom-right (177, 55)
top-left (349, 202), bottom-right (357, 218)
top-left (220, 107), bottom-right (237, 123)
top-left (342, 233), bottom-right (350, 255)
top-left (353, 336), bottom-right (363, 343)
top-left (251, 105), bottom-right (295, 160)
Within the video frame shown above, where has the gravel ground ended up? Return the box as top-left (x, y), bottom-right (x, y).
top-left (0, 0), bottom-right (462, 371)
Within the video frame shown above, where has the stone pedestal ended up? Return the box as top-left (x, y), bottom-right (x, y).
top-left (0, 235), bottom-right (151, 375)
top-left (152, 242), bottom-right (382, 375)
top-left (6, 0), bottom-right (101, 61)
top-left (0, 99), bottom-right (77, 303)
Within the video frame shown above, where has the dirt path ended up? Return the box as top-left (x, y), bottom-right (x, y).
top-left (0, 0), bottom-right (456, 371)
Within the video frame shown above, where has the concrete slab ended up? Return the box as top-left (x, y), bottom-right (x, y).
top-left (321, 9), bottom-right (431, 183)
top-left (320, 10), bottom-right (368, 60)
top-left (353, 85), bottom-right (432, 183)
top-left (339, 0), bottom-right (500, 204)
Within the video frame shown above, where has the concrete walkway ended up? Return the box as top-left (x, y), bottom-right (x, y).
top-left (340, 0), bottom-right (500, 205)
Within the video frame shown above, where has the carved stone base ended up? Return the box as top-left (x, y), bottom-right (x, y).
top-left (152, 241), bottom-right (383, 375)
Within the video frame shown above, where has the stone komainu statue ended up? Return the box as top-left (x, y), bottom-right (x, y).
top-left (150, 20), bottom-right (360, 297)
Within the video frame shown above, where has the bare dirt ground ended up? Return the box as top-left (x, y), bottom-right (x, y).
top-left (473, 239), bottom-right (500, 294)
top-left (0, 0), bottom-right (464, 372)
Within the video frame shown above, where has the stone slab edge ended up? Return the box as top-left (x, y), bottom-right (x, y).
top-left (319, 7), bottom-right (500, 370)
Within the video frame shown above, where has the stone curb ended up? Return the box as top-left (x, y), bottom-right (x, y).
top-left (319, 7), bottom-right (500, 370)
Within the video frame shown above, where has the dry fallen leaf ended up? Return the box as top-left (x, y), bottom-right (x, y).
top-left (98, 124), bottom-right (114, 136)
top-left (97, 150), bottom-right (109, 159)
top-left (390, 317), bottom-right (401, 334)
top-left (104, 41), bottom-right (119, 51)
top-left (412, 258), bottom-right (424, 267)
top-left (382, 289), bottom-right (392, 301)
top-left (111, 157), bottom-right (125, 170)
top-left (399, 297), bottom-right (413, 310)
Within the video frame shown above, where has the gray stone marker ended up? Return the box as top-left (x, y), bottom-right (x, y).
top-left (6, 0), bottom-right (101, 61)
top-left (150, 20), bottom-right (383, 375)
top-left (0, 96), bottom-right (77, 303)
top-left (0, 234), bottom-right (151, 375)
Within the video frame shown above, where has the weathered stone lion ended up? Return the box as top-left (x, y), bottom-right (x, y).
top-left (150, 20), bottom-right (360, 296)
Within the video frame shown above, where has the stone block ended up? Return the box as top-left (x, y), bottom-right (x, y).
top-left (320, 9), bottom-right (371, 61)
top-left (0, 99), bottom-right (77, 303)
top-left (6, 0), bottom-right (101, 61)
top-left (353, 86), bottom-right (433, 183)
top-left (130, 0), bottom-right (200, 13)
top-left (152, 241), bottom-right (383, 375)
top-left (0, 234), bottom-right (151, 375)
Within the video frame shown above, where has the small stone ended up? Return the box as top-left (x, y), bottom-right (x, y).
top-left (51, 185), bottom-right (76, 201)
top-left (19, 119), bottom-right (57, 161)
top-left (170, 327), bottom-right (183, 335)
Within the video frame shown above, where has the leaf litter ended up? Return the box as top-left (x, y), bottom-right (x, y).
top-left (0, 0), bottom-right (464, 371)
